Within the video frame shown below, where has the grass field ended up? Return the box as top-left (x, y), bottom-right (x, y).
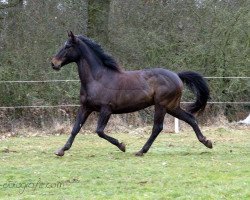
top-left (0, 127), bottom-right (249, 199)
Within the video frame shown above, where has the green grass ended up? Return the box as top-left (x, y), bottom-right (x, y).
top-left (0, 127), bottom-right (249, 199)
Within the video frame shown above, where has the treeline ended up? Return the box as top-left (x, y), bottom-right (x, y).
top-left (0, 0), bottom-right (249, 123)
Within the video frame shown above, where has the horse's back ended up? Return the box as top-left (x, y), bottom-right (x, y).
top-left (135, 68), bottom-right (183, 89)
top-left (120, 68), bottom-right (183, 96)
top-left (123, 68), bottom-right (181, 84)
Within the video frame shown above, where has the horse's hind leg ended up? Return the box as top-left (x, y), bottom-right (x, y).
top-left (96, 106), bottom-right (125, 152)
top-left (55, 106), bottom-right (92, 156)
top-left (168, 107), bottom-right (213, 149)
top-left (135, 105), bottom-right (166, 156)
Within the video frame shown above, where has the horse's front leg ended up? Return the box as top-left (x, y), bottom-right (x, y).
top-left (96, 106), bottom-right (125, 152)
top-left (55, 106), bottom-right (92, 156)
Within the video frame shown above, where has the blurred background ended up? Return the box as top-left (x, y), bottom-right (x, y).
top-left (0, 0), bottom-right (249, 133)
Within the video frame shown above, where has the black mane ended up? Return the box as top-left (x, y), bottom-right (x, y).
top-left (78, 35), bottom-right (121, 72)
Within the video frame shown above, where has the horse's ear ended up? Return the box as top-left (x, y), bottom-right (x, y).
top-left (68, 31), bottom-right (76, 43)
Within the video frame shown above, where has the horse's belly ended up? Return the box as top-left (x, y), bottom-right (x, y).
top-left (112, 102), bottom-right (153, 114)
top-left (111, 90), bottom-right (154, 113)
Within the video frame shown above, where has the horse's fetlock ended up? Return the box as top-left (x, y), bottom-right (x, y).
top-left (198, 136), bottom-right (206, 143)
top-left (63, 145), bottom-right (70, 151)
top-left (96, 130), bottom-right (104, 138)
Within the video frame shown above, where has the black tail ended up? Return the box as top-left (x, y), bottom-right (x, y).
top-left (178, 71), bottom-right (210, 114)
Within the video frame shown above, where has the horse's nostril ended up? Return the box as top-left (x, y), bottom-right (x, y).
top-left (51, 63), bottom-right (61, 71)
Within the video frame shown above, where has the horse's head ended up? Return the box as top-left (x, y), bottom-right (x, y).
top-left (51, 31), bottom-right (80, 70)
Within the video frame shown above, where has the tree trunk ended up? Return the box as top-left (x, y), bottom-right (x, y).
top-left (87, 0), bottom-right (111, 44)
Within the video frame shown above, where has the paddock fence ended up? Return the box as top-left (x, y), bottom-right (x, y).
top-left (0, 77), bottom-right (249, 133)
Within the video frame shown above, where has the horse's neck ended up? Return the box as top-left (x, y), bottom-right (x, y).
top-left (77, 59), bottom-right (104, 85)
top-left (77, 59), bottom-right (91, 84)
top-left (77, 42), bottom-right (105, 83)
top-left (78, 41), bottom-right (102, 75)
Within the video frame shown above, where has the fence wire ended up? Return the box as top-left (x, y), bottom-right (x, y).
top-left (0, 77), bottom-right (249, 109)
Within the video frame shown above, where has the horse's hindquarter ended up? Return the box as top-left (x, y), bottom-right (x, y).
top-left (130, 68), bottom-right (183, 109)
top-left (150, 68), bottom-right (183, 108)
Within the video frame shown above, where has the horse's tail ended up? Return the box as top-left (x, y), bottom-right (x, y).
top-left (178, 71), bottom-right (210, 114)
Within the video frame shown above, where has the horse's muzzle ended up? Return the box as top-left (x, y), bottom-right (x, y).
top-left (51, 57), bottom-right (62, 71)
top-left (51, 62), bottom-right (61, 71)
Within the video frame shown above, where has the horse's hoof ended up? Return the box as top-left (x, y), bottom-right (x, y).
top-left (118, 142), bottom-right (126, 152)
top-left (204, 140), bottom-right (213, 149)
top-left (54, 149), bottom-right (65, 156)
top-left (135, 151), bottom-right (144, 157)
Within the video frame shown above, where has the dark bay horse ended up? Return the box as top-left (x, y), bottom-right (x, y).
top-left (51, 31), bottom-right (212, 157)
